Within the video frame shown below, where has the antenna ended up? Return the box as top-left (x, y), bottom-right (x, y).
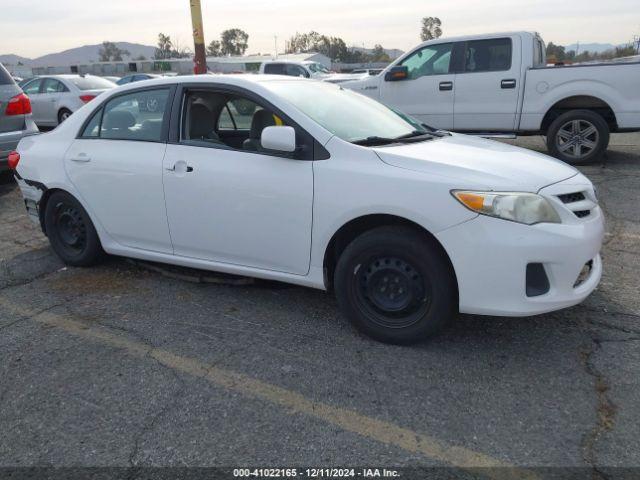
top-left (274, 36), bottom-right (278, 59)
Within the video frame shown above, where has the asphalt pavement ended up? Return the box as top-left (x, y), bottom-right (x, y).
top-left (0, 134), bottom-right (638, 479)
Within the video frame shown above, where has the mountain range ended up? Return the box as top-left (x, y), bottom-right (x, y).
top-left (0, 42), bottom-right (156, 67)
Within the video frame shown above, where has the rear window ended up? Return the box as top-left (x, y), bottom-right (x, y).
top-left (264, 64), bottom-right (285, 75)
top-left (464, 38), bottom-right (512, 73)
top-left (70, 76), bottom-right (115, 90)
top-left (0, 63), bottom-right (15, 85)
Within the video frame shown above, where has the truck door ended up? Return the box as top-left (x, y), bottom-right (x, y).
top-left (453, 36), bottom-right (522, 131)
top-left (378, 42), bottom-right (455, 130)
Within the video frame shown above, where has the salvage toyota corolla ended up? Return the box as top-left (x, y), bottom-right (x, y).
top-left (11, 75), bottom-right (604, 344)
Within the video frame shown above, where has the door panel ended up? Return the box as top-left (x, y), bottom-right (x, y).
top-left (21, 79), bottom-right (44, 124)
top-left (379, 43), bottom-right (455, 130)
top-left (453, 36), bottom-right (522, 131)
top-left (162, 144), bottom-right (313, 275)
top-left (65, 140), bottom-right (172, 253)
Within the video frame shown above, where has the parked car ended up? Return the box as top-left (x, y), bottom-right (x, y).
top-left (11, 75), bottom-right (604, 344)
top-left (344, 31), bottom-right (640, 164)
top-left (351, 69), bottom-right (383, 75)
top-left (115, 74), bottom-right (161, 85)
top-left (0, 63), bottom-right (38, 171)
top-left (20, 74), bottom-right (115, 127)
top-left (102, 76), bottom-right (120, 83)
top-left (259, 60), bottom-right (331, 79)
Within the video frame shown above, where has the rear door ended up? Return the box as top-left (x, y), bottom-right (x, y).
top-left (64, 86), bottom-right (174, 253)
top-left (40, 78), bottom-right (69, 123)
top-left (379, 42), bottom-right (456, 129)
top-left (453, 36), bottom-right (522, 131)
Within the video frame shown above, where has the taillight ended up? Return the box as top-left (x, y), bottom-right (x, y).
top-left (7, 151), bottom-right (20, 170)
top-left (5, 93), bottom-right (32, 116)
top-left (79, 95), bottom-right (96, 103)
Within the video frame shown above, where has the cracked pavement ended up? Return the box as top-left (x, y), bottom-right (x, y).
top-left (0, 134), bottom-right (638, 477)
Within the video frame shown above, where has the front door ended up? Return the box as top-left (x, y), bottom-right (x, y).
top-left (379, 42), bottom-right (455, 130)
top-left (162, 89), bottom-right (313, 275)
top-left (453, 36), bottom-right (522, 131)
top-left (64, 87), bottom-right (173, 253)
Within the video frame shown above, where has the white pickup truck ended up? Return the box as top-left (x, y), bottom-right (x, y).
top-left (345, 31), bottom-right (640, 164)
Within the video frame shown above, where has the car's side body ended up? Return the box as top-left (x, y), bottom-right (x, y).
top-left (14, 75), bottom-right (604, 321)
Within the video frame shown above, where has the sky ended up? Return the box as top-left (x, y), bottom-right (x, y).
top-left (2, 0), bottom-right (638, 58)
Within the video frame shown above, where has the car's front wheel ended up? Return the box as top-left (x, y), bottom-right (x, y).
top-left (44, 191), bottom-right (104, 266)
top-left (334, 226), bottom-right (457, 344)
top-left (546, 110), bottom-right (609, 165)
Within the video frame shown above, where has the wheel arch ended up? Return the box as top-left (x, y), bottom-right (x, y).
top-left (322, 214), bottom-right (459, 298)
top-left (541, 95), bottom-right (617, 133)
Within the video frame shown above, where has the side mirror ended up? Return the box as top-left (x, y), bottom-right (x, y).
top-left (385, 66), bottom-right (409, 82)
top-left (261, 126), bottom-right (296, 153)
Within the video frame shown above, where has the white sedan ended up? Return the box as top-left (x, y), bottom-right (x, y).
top-left (20, 74), bottom-right (115, 127)
top-left (11, 75), bottom-right (604, 344)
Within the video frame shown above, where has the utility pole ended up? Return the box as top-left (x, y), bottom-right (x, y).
top-left (274, 36), bottom-right (278, 59)
top-left (190, 0), bottom-right (207, 74)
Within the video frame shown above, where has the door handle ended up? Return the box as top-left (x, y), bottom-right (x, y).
top-left (70, 155), bottom-right (91, 162)
top-left (439, 81), bottom-right (453, 91)
top-left (501, 79), bottom-right (517, 89)
top-left (165, 164), bottom-right (194, 173)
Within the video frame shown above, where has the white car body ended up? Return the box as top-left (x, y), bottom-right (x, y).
top-left (344, 31), bottom-right (640, 134)
top-left (19, 75), bottom-right (115, 127)
top-left (259, 60), bottom-right (331, 79)
top-left (14, 75), bottom-right (603, 322)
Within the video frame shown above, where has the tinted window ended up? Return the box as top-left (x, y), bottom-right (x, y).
top-left (42, 78), bottom-right (68, 93)
top-left (400, 43), bottom-right (453, 79)
top-left (116, 76), bottom-right (132, 85)
top-left (81, 108), bottom-right (102, 138)
top-left (22, 79), bottom-right (42, 95)
top-left (464, 38), bottom-right (512, 72)
top-left (284, 64), bottom-right (309, 77)
top-left (70, 76), bottom-right (116, 90)
top-left (0, 63), bottom-right (14, 85)
top-left (96, 88), bottom-right (169, 141)
top-left (264, 64), bottom-right (285, 75)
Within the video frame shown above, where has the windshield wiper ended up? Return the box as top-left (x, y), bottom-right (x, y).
top-left (352, 131), bottom-right (438, 146)
top-left (352, 136), bottom-right (397, 146)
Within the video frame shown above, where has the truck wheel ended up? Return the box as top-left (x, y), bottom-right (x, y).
top-left (546, 110), bottom-right (609, 165)
top-left (44, 191), bottom-right (104, 266)
top-left (334, 226), bottom-right (456, 345)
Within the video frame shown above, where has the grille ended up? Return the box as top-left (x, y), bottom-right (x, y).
top-left (558, 192), bottom-right (586, 204)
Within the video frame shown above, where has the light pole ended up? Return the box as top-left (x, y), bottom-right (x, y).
top-left (190, 0), bottom-right (207, 74)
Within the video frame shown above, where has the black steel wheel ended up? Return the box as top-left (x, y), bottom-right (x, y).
top-left (335, 226), bottom-right (456, 344)
top-left (44, 191), bottom-right (104, 266)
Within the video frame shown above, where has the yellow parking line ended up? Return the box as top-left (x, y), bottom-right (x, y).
top-left (0, 297), bottom-right (536, 479)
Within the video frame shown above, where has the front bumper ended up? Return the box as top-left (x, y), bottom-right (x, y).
top-left (436, 183), bottom-right (604, 317)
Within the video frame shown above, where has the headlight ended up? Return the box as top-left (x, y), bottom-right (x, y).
top-left (452, 191), bottom-right (561, 225)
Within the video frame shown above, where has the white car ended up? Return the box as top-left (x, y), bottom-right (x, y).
top-left (11, 75), bottom-right (604, 344)
top-left (259, 60), bottom-right (331, 79)
top-left (20, 75), bottom-right (115, 127)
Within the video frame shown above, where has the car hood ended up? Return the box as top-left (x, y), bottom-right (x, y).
top-left (373, 133), bottom-right (578, 191)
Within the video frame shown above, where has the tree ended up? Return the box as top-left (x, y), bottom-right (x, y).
top-left (155, 33), bottom-right (173, 60)
top-left (220, 29), bottom-right (249, 56)
top-left (370, 44), bottom-right (391, 62)
top-left (545, 42), bottom-right (566, 62)
top-left (98, 41), bottom-right (130, 62)
top-left (420, 17), bottom-right (442, 41)
top-left (207, 40), bottom-right (222, 56)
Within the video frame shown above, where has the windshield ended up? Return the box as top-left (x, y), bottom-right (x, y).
top-left (307, 63), bottom-right (330, 74)
top-left (265, 81), bottom-right (427, 143)
top-left (70, 76), bottom-right (115, 90)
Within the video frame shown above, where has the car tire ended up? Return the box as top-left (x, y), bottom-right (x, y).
top-left (58, 108), bottom-right (72, 125)
top-left (334, 226), bottom-right (457, 344)
top-left (546, 110), bottom-right (609, 165)
top-left (44, 191), bottom-right (104, 266)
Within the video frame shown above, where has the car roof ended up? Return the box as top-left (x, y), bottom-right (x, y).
top-left (414, 31), bottom-right (536, 48)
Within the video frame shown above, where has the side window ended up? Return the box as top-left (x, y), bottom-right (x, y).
top-left (81, 108), bottom-right (102, 138)
top-left (464, 38), bottom-right (512, 73)
top-left (22, 79), bottom-right (42, 95)
top-left (183, 90), bottom-right (287, 154)
top-left (98, 88), bottom-right (169, 141)
top-left (285, 64), bottom-right (309, 77)
top-left (400, 43), bottom-right (453, 79)
top-left (42, 79), bottom-right (68, 93)
top-left (264, 63), bottom-right (285, 75)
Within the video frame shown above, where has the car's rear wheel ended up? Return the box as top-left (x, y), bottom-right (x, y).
top-left (58, 108), bottom-right (72, 125)
top-left (546, 110), bottom-right (609, 165)
top-left (44, 191), bottom-right (104, 266)
top-left (334, 226), bottom-right (456, 344)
